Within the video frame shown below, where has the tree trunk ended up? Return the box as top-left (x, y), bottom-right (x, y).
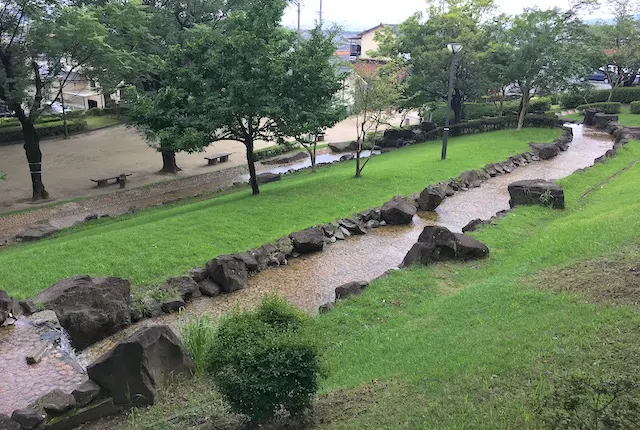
top-left (160, 150), bottom-right (181, 173)
top-left (355, 141), bottom-right (362, 178)
top-left (451, 90), bottom-right (464, 125)
top-left (245, 137), bottom-right (260, 195)
top-left (517, 89), bottom-right (530, 131)
top-left (21, 120), bottom-right (49, 201)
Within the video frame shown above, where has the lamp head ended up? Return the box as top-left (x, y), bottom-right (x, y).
top-left (447, 43), bottom-right (463, 54)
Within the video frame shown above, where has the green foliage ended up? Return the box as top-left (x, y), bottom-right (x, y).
top-left (576, 102), bottom-right (622, 114)
top-left (181, 315), bottom-right (216, 374)
top-left (253, 142), bottom-right (298, 162)
top-left (630, 101), bottom-right (640, 114)
top-left (424, 115), bottom-right (559, 139)
top-left (541, 373), bottom-right (640, 429)
top-left (560, 87), bottom-right (640, 108)
top-left (528, 96), bottom-right (552, 112)
top-left (206, 295), bottom-right (322, 424)
top-left (0, 119), bottom-right (87, 143)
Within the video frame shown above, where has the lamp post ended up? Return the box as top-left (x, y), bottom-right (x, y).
top-left (441, 42), bottom-right (462, 160)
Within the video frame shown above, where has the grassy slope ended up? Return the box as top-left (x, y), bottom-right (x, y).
top-left (0, 128), bottom-right (559, 298)
top-left (309, 140), bottom-right (640, 429)
top-left (562, 105), bottom-right (640, 126)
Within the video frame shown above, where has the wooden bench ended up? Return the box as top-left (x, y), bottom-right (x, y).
top-left (204, 153), bottom-right (231, 165)
top-left (91, 173), bottom-right (132, 188)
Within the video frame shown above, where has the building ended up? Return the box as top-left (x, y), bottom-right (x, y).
top-left (347, 24), bottom-right (396, 63)
top-left (49, 72), bottom-right (122, 111)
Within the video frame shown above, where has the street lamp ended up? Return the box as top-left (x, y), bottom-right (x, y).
top-left (441, 42), bottom-right (462, 160)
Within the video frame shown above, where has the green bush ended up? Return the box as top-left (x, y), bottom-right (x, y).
top-left (181, 314), bottom-right (216, 374)
top-left (253, 142), bottom-right (297, 162)
top-left (631, 101), bottom-right (640, 114)
top-left (576, 102), bottom-right (621, 114)
top-left (423, 114), bottom-right (560, 139)
top-left (529, 96), bottom-right (552, 113)
top-left (0, 119), bottom-right (87, 144)
top-left (560, 87), bottom-right (640, 108)
top-left (206, 295), bottom-right (322, 424)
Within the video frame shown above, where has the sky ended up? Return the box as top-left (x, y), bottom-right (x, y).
top-left (282, 0), bottom-right (609, 31)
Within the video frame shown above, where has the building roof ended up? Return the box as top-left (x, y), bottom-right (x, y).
top-left (347, 23), bottom-right (398, 40)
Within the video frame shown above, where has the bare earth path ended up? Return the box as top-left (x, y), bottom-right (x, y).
top-left (0, 116), bottom-right (413, 241)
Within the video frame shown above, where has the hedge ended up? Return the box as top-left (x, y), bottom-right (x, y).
top-left (423, 115), bottom-right (560, 140)
top-left (0, 119), bottom-right (87, 144)
top-left (253, 141), bottom-right (298, 162)
top-left (560, 87), bottom-right (640, 108)
top-left (575, 102), bottom-right (621, 114)
top-left (631, 101), bottom-right (640, 114)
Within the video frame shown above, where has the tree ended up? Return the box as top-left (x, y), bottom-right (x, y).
top-left (350, 62), bottom-right (403, 178)
top-left (0, 0), bottom-right (145, 200)
top-left (377, 0), bottom-right (495, 124)
top-left (504, 8), bottom-right (592, 129)
top-left (278, 26), bottom-right (347, 172)
top-left (128, 0), bottom-right (343, 194)
top-left (592, 1), bottom-right (640, 100)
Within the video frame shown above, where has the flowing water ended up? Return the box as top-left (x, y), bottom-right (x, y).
top-left (0, 124), bottom-right (613, 414)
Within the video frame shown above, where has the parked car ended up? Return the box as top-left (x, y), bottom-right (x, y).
top-left (588, 70), bottom-right (608, 82)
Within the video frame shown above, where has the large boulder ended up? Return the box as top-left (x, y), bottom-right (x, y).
top-left (508, 179), bottom-right (565, 209)
top-left (164, 276), bottom-right (201, 301)
top-left (529, 143), bottom-right (559, 160)
top-left (417, 185), bottom-right (446, 211)
top-left (401, 226), bottom-right (489, 267)
top-left (206, 255), bottom-right (248, 293)
top-left (338, 218), bottom-right (367, 235)
top-left (87, 325), bottom-right (194, 406)
top-left (290, 228), bottom-right (326, 254)
top-left (459, 170), bottom-right (483, 188)
top-left (335, 281), bottom-right (368, 299)
top-left (15, 223), bottom-right (60, 242)
top-left (0, 290), bottom-right (12, 325)
top-left (33, 276), bottom-right (131, 350)
top-left (583, 109), bottom-right (599, 126)
top-left (380, 197), bottom-right (417, 225)
top-left (38, 389), bottom-right (76, 415)
top-left (255, 172), bottom-right (281, 185)
top-left (594, 113), bottom-right (619, 129)
top-left (328, 141), bottom-right (356, 153)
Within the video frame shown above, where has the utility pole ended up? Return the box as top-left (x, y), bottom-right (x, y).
top-left (319, 0), bottom-right (323, 26)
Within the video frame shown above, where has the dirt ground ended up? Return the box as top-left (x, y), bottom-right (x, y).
top-left (0, 116), bottom-right (413, 214)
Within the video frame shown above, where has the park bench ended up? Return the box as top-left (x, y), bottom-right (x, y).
top-left (90, 173), bottom-right (132, 188)
top-left (204, 153), bottom-right (231, 165)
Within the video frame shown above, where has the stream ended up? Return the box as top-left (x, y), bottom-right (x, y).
top-left (0, 124), bottom-right (613, 415)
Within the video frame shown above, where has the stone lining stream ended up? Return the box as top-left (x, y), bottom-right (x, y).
top-left (0, 124), bottom-right (613, 416)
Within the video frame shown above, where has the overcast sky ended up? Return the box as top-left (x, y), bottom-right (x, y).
top-left (282, 0), bottom-right (608, 30)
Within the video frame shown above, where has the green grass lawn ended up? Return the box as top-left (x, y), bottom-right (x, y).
top-left (121, 139), bottom-right (640, 430)
top-left (308, 140), bottom-right (640, 428)
top-left (0, 128), bottom-right (559, 298)
top-left (84, 115), bottom-right (123, 130)
top-left (562, 105), bottom-right (640, 126)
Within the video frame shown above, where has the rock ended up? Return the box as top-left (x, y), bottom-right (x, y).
top-left (335, 281), bottom-right (368, 299)
top-left (359, 208), bottom-right (381, 222)
top-left (15, 223), bottom-right (60, 242)
top-left (0, 414), bottom-right (19, 430)
top-left (339, 154), bottom-right (354, 161)
top-left (484, 164), bottom-right (499, 176)
top-left (508, 179), bottom-right (565, 209)
top-left (322, 223), bottom-right (339, 237)
top-left (38, 389), bottom-right (76, 415)
top-left (237, 252), bottom-right (259, 272)
top-left (583, 108), bottom-right (599, 126)
top-left (459, 170), bottom-right (483, 188)
top-left (255, 172), bottom-right (281, 185)
top-left (380, 197), bottom-right (417, 225)
top-left (18, 300), bottom-right (37, 315)
top-left (522, 152), bottom-right (535, 162)
top-left (41, 397), bottom-right (115, 430)
top-left (529, 143), bottom-right (559, 160)
top-left (206, 255), bottom-right (248, 293)
top-left (594, 113), bottom-right (619, 129)
top-left (318, 302), bottom-right (334, 313)
top-left (72, 380), bottom-right (101, 407)
top-left (420, 121), bottom-right (437, 132)
top-left (462, 218), bottom-right (488, 233)
top-left (165, 276), bottom-right (201, 301)
top-left (189, 268), bottom-right (208, 282)
top-left (159, 295), bottom-right (185, 314)
top-left (87, 325), bottom-right (194, 406)
top-left (26, 344), bottom-right (47, 365)
top-left (338, 218), bottom-right (366, 235)
top-left (198, 279), bottom-right (221, 297)
top-left (333, 228), bottom-right (345, 240)
top-left (328, 141), bottom-right (355, 153)
top-left (28, 310), bottom-right (60, 326)
top-left (11, 407), bottom-right (46, 429)
top-left (0, 290), bottom-right (11, 325)
top-left (417, 185), bottom-right (446, 211)
top-left (275, 237), bottom-right (294, 257)
top-left (141, 297), bottom-right (163, 318)
top-left (261, 151), bottom-right (307, 165)
top-left (401, 226), bottom-right (490, 267)
top-left (290, 228), bottom-right (326, 254)
top-left (33, 275), bottom-right (131, 350)
top-left (365, 220), bottom-right (381, 229)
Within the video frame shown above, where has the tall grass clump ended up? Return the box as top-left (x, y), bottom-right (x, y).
top-left (181, 314), bottom-right (216, 374)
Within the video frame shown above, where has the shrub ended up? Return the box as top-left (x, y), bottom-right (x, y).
top-left (206, 295), bottom-right (322, 424)
top-left (0, 119), bottom-right (87, 144)
top-left (181, 314), bottom-right (216, 374)
top-left (529, 96), bottom-right (552, 113)
top-left (576, 102), bottom-right (621, 114)
top-left (253, 142), bottom-right (297, 162)
top-left (560, 87), bottom-right (640, 108)
top-left (422, 114), bottom-right (559, 140)
top-left (631, 101), bottom-right (640, 114)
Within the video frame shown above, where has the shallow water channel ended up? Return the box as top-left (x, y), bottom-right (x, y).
top-left (0, 125), bottom-right (612, 414)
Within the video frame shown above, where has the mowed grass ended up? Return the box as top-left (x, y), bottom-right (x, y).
top-left (562, 105), bottom-right (640, 126)
top-left (307, 140), bottom-right (640, 429)
top-left (0, 128), bottom-right (559, 298)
